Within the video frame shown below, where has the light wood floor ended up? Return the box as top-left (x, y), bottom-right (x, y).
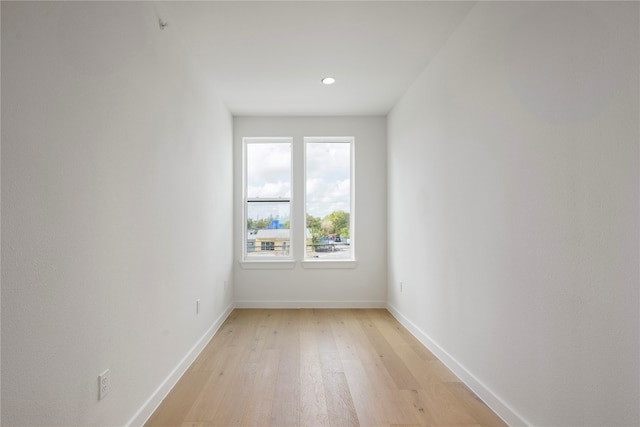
top-left (145, 309), bottom-right (507, 427)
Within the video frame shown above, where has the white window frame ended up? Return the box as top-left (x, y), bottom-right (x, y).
top-left (240, 136), bottom-right (357, 269)
top-left (242, 137), bottom-right (295, 267)
top-left (302, 137), bottom-right (356, 268)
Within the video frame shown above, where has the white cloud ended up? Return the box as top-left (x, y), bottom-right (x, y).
top-left (306, 143), bottom-right (350, 181)
top-left (247, 142), bottom-right (291, 198)
top-left (245, 141), bottom-right (351, 219)
top-left (247, 181), bottom-right (291, 199)
top-left (305, 142), bottom-right (351, 218)
top-left (306, 177), bottom-right (350, 218)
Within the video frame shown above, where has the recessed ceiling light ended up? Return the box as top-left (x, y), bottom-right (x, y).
top-left (321, 77), bottom-right (336, 85)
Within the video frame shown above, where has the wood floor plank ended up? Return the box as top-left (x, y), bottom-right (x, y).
top-left (416, 382), bottom-right (479, 426)
top-left (329, 310), bottom-right (362, 361)
top-left (187, 316), bottom-right (237, 372)
top-left (146, 309), bottom-right (506, 427)
top-left (314, 311), bottom-right (343, 375)
top-left (209, 314), bottom-right (281, 425)
top-left (263, 309), bottom-right (289, 351)
top-left (299, 311), bottom-right (331, 427)
top-left (145, 370), bottom-right (209, 427)
top-left (310, 310), bottom-right (360, 426)
top-left (269, 312), bottom-right (301, 426)
top-left (357, 313), bottom-right (421, 391)
top-left (341, 311), bottom-right (421, 426)
top-left (184, 345), bottom-right (249, 422)
top-left (342, 358), bottom-right (390, 426)
top-left (314, 309), bottom-right (341, 355)
top-left (373, 311), bottom-right (438, 361)
top-left (179, 422), bottom-right (214, 427)
top-left (350, 314), bottom-right (423, 425)
top-left (236, 349), bottom-right (281, 426)
top-left (444, 382), bottom-right (508, 427)
top-left (368, 310), bottom-right (437, 362)
top-left (323, 371), bottom-right (360, 427)
top-left (394, 344), bottom-right (462, 386)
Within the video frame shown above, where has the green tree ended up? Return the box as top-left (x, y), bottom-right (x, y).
top-left (321, 219), bottom-right (335, 235)
top-left (305, 211), bottom-right (350, 239)
top-left (306, 214), bottom-right (322, 233)
top-left (247, 217), bottom-right (272, 230)
top-left (325, 210), bottom-right (349, 237)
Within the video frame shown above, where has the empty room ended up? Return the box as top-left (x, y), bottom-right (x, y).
top-left (1, 1), bottom-right (638, 426)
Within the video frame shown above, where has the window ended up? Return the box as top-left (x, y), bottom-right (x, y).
top-left (260, 241), bottom-right (275, 251)
top-left (242, 136), bottom-right (355, 265)
top-left (244, 138), bottom-right (292, 260)
top-left (305, 138), bottom-right (353, 260)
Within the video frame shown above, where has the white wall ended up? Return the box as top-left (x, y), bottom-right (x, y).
top-left (1, 2), bottom-right (233, 426)
top-left (387, 2), bottom-right (639, 426)
top-left (234, 117), bottom-right (387, 307)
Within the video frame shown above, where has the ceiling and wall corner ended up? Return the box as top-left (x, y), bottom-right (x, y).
top-left (160, 1), bottom-right (476, 116)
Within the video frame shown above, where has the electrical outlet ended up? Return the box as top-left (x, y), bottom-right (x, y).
top-left (196, 299), bottom-right (200, 314)
top-left (98, 369), bottom-right (110, 400)
top-left (400, 282), bottom-right (403, 293)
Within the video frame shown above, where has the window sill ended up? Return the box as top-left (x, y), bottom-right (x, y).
top-left (239, 260), bottom-right (296, 270)
top-left (301, 260), bottom-right (358, 269)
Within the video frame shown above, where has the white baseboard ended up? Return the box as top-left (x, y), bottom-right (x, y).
top-left (235, 300), bottom-right (386, 309)
top-left (125, 303), bottom-right (235, 427)
top-left (386, 303), bottom-right (529, 427)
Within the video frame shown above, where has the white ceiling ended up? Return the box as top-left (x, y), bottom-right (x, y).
top-left (161, 1), bottom-right (475, 116)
